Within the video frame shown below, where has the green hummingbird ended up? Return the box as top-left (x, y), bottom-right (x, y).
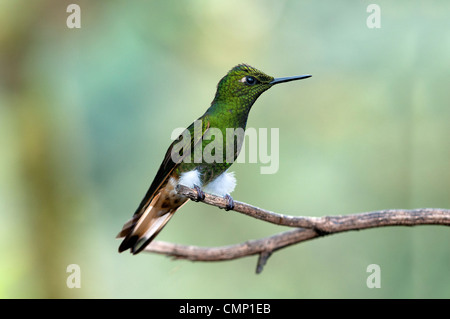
top-left (118, 64), bottom-right (311, 254)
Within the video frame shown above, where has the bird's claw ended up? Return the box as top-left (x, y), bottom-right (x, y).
top-left (224, 194), bottom-right (234, 211)
top-left (193, 184), bottom-right (205, 202)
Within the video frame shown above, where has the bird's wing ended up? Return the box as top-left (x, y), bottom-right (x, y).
top-left (132, 116), bottom-right (210, 216)
top-left (117, 116), bottom-right (210, 253)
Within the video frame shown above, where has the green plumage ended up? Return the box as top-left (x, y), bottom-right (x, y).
top-left (175, 64), bottom-right (275, 184)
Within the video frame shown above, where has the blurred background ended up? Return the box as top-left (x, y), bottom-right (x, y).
top-left (1, 0), bottom-right (449, 298)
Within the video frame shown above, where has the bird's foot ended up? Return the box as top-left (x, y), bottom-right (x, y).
top-left (193, 184), bottom-right (205, 202)
top-left (224, 194), bottom-right (235, 211)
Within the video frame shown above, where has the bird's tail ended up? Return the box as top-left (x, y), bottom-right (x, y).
top-left (117, 192), bottom-right (185, 254)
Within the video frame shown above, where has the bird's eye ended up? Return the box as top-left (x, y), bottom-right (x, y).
top-left (240, 76), bottom-right (257, 86)
top-left (245, 76), bottom-right (256, 85)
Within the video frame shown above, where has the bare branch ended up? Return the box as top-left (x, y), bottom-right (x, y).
top-left (173, 185), bottom-right (450, 231)
top-left (143, 185), bottom-right (450, 273)
top-left (145, 228), bottom-right (318, 261)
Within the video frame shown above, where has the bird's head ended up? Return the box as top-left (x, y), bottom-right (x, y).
top-left (212, 64), bottom-right (311, 107)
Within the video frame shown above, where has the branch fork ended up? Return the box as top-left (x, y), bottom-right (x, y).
top-left (143, 184), bottom-right (450, 273)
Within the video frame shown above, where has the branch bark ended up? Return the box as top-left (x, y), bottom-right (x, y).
top-left (144, 185), bottom-right (450, 273)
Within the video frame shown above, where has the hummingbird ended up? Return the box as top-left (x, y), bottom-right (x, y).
top-left (117, 64), bottom-right (311, 254)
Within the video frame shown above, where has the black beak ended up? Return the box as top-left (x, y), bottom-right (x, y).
top-left (269, 74), bottom-right (312, 85)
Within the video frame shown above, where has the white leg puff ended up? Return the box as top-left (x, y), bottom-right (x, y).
top-left (203, 170), bottom-right (236, 197)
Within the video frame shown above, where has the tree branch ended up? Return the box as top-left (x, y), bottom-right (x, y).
top-left (144, 185), bottom-right (450, 273)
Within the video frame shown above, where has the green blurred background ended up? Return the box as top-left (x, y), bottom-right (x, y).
top-left (1, 0), bottom-right (449, 298)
